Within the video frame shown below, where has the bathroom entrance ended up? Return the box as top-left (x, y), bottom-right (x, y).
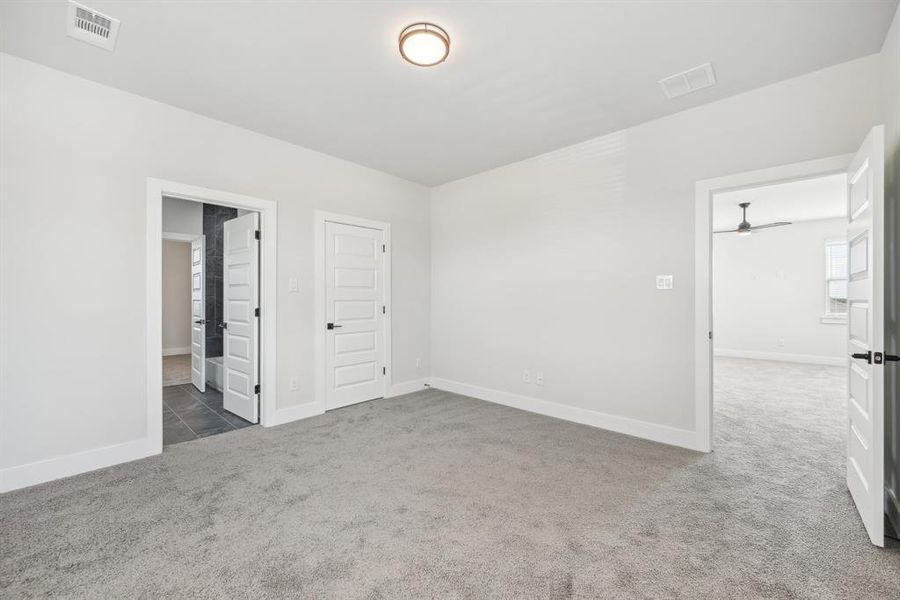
top-left (160, 196), bottom-right (261, 446)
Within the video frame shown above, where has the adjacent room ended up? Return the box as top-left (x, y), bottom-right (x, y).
top-left (1, 1), bottom-right (900, 597)
top-left (160, 196), bottom-right (260, 445)
top-left (712, 174), bottom-right (851, 501)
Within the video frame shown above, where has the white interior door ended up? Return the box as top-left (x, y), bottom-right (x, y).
top-left (846, 125), bottom-right (885, 547)
top-left (190, 235), bottom-right (206, 392)
top-left (222, 212), bottom-right (260, 423)
top-left (325, 221), bottom-right (385, 410)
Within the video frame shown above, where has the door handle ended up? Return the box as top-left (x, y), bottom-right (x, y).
top-left (851, 351), bottom-right (872, 364)
top-left (194, 319), bottom-right (206, 325)
top-left (218, 322), bottom-right (228, 330)
top-left (885, 354), bottom-right (900, 362)
top-left (327, 323), bottom-right (342, 330)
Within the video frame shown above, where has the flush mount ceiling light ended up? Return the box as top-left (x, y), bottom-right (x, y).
top-left (399, 23), bottom-right (450, 67)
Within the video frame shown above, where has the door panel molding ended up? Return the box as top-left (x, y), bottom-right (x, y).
top-left (843, 126), bottom-right (885, 547)
top-left (190, 234), bottom-right (206, 392)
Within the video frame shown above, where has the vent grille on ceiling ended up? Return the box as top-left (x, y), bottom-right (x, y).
top-left (66, 1), bottom-right (120, 51)
top-left (658, 63), bottom-right (716, 99)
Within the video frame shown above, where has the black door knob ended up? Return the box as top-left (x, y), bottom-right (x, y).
top-left (327, 323), bottom-right (342, 330)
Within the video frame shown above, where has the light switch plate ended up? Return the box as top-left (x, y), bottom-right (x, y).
top-left (656, 275), bottom-right (674, 290)
top-left (288, 277), bottom-right (299, 292)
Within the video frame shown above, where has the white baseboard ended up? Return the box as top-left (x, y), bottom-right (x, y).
top-left (430, 377), bottom-right (698, 451)
top-left (715, 349), bottom-right (844, 367)
top-left (265, 402), bottom-right (324, 427)
top-left (386, 377), bottom-right (431, 398)
top-left (264, 379), bottom-right (432, 428)
top-left (162, 347), bottom-right (190, 357)
top-left (0, 437), bottom-right (158, 494)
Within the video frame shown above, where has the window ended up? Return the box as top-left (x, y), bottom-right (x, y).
top-left (823, 240), bottom-right (848, 323)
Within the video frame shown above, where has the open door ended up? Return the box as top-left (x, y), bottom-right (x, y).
top-left (222, 212), bottom-right (260, 423)
top-left (846, 125), bottom-right (885, 547)
top-left (190, 235), bottom-right (206, 392)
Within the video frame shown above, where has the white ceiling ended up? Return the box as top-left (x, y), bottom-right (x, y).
top-left (713, 173), bottom-right (847, 230)
top-left (1, 1), bottom-right (896, 185)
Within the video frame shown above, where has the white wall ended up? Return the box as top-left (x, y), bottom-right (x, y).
top-left (430, 55), bottom-right (881, 446)
top-left (0, 54), bottom-right (431, 483)
top-left (162, 196), bottom-right (202, 235)
top-left (713, 218), bottom-right (846, 365)
top-left (161, 240), bottom-right (192, 354)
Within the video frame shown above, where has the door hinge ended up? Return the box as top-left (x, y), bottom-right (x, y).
top-left (708, 331), bottom-right (712, 340)
top-left (382, 366), bottom-right (386, 375)
top-left (255, 230), bottom-right (261, 241)
top-left (382, 305), bottom-right (386, 314)
top-left (255, 307), bottom-right (260, 317)
top-left (254, 383), bottom-right (260, 394)
top-left (382, 244), bottom-right (386, 253)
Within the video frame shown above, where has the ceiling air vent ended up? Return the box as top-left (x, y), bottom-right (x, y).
top-left (658, 63), bottom-right (716, 99)
top-left (66, 1), bottom-right (120, 51)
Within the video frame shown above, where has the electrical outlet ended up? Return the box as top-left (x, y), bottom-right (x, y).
top-left (777, 338), bottom-right (785, 348)
top-left (523, 369), bottom-right (531, 383)
top-left (289, 376), bottom-right (299, 391)
top-left (288, 277), bottom-right (299, 292)
top-left (536, 371), bottom-right (544, 385)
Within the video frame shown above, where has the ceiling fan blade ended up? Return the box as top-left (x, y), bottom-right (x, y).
top-left (713, 228), bottom-right (741, 234)
top-left (748, 221), bottom-right (792, 230)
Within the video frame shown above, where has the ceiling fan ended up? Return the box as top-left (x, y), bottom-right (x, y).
top-left (715, 202), bottom-right (791, 236)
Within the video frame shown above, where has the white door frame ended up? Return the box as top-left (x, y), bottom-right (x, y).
top-left (693, 153), bottom-right (852, 452)
top-left (314, 210), bottom-right (392, 413)
top-left (147, 178), bottom-right (277, 453)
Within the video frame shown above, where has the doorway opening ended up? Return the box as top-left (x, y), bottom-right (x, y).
top-left (147, 178), bottom-right (278, 451)
top-left (695, 127), bottom-right (888, 547)
top-left (710, 171), bottom-right (849, 500)
top-left (160, 199), bottom-right (261, 445)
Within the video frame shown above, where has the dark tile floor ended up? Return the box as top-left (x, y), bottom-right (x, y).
top-left (163, 384), bottom-right (255, 446)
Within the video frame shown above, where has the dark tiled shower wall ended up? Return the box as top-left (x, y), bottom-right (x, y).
top-left (203, 204), bottom-right (237, 358)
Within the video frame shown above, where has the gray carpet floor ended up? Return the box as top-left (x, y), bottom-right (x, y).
top-left (1, 358), bottom-right (899, 598)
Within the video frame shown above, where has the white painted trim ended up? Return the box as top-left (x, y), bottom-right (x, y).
top-left (386, 378), bottom-right (431, 398)
top-left (695, 154), bottom-right (853, 454)
top-left (431, 378), bottom-right (698, 450)
top-left (268, 402), bottom-right (325, 427)
top-left (162, 346), bottom-right (191, 357)
top-left (0, 437), bottom-right (157, 493)
top-left (820, 315), bottom-right (848, 325)
top-left (161, 231), bottom-right (198, 243)
top-left (314, 211), bottom-right (392, 414)
top-left (714, 349), bottom-right (845, 367)
top-left (148, 178), bottom-right (278, 441)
